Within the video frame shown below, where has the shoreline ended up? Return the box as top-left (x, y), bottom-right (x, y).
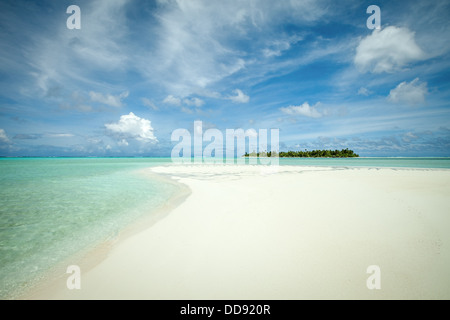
top-left (18, 169), bottom-right (191, 300)
top-left (21, 164), bottom-right (450, 299)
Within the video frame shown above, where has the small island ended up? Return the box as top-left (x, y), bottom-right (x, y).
top-left (244, 148), bottom-right (359, 158)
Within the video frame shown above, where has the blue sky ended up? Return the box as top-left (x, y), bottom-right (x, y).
top-left (0, 0), bottom-right (450, 157)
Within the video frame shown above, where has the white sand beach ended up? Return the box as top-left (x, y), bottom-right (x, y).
top-left (24, 165), bottom-right (450, 300)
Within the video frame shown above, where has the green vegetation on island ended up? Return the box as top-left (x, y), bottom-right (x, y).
top-left (244, 148), bottom-right (359, 158)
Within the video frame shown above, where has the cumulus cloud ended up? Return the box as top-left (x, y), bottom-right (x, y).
top-left (0, 129), bottom-right (11, 144)
top-left (105, 112), bottom-right (157, 145)
top-left (354, 26), bottom-right (425, 73)
top-left (387, 78), bottom-right (428, 105)
top-left (89, 91), bottom-right (129, 108)
top-left (280, 102), bottom-right (323, 118)
top-left (228, 89), bottom-right (250, 103)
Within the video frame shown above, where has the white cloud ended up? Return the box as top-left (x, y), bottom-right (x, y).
top-left (105, 112), bottom-right (158, 145)
top-left (262, 35), bottom-right (303, 58)
top-left (25, 0), bottom-right (131, 98)
top-left (143, 1), bottom-right (327, 97)
top-left (280, 102), bottom-right (323, 118)
top-left (228, 89), bottom-right (250, 103)
top-left (68, 0), bottom-right (130, 69)
top-left (354, 26), bottom-right (425, 73)
top-left (2, 0), bottom-right (336, 114)
top-left (388, 78), bottom-right (428, 105)
top-left (163, 95), bottom-right (182, 106)
top-left (0, 129), bottom-right (11, 144)
top-left (89, 91), bottom-right (129, 107)
top-left (262, 48), bottom-right (283, 58)
top-left (147, 1), bottom-right (248, 96)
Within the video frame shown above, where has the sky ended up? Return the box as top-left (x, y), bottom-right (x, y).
top-left (0, 0), bottom-right (450, 157)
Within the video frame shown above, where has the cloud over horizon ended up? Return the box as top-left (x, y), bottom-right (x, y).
top-left (388, 78), bottom-right (428, 105)
top-left (280, 102), bottom-right (323, 118)
top-left (354, 26), bottom-right (425, 73)
top-left (105, 112), bottom-right (158, 146)
top-left (0, 129), bottom-right (11, 144)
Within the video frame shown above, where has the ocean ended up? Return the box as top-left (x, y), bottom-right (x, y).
top-left (1, 157), bottom-right (449, 299)
top-left (0, 157), bottom-right (176, 299)
top-left (277, 157), bottom-right (450, 169)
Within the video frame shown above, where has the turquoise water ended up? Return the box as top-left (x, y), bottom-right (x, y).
top-left (1, 157), bottom-right (449, 299)
top-left (218, 157), bottom-right (450, 168)
top-left (0, 158), bottom-right (175, 299)
top-left (188, 157), bottom-right (450, 168)
top-left (277, 157), bottom-right (450, 169)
